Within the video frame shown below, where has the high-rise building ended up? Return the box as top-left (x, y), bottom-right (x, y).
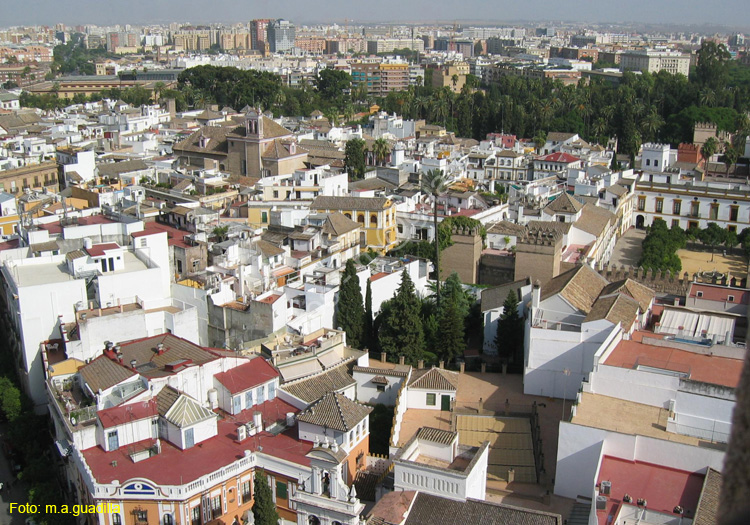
top-left (250, 19), bottom-right (270, 50)
top-left (267, 19), bottom-right (296, 53)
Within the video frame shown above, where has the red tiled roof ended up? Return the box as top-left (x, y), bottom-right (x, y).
top-left (370, 272), bottom-right (389, 282)
top-left (596, 456), bottom-right (704, 525)
top-left (98, 400), bottom-right (158, 429)
top-left (136, 222), bottom-right (194, 249)
top-left (256, 293), bottom-right (282, 304)
top-left (82, 397), bottom-right (310, 485)
top-left (214, 357), bottom-right (279, 395)
top-left (687, 283), bottom-right (750, 305)
top-left (85, 242), bottom-right (121, 257)
top-left (603, 338), bottom-right (743, 388)
top-left (541, 152), bottom-right (581, 164)
top-left (0, 238), bottom-right (19, 251)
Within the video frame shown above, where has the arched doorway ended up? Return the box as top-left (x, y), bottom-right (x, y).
top-left (636, 215), bottom-right (645, 229)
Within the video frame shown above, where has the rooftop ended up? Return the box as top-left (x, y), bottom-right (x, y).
top-left (572, 393), bottom-right (726, 450)
top-left (595, 456), bottom-right (705, 525)
top-left (82, 397), bottom-right (311, 486)
top-left (603, 337), bottom-right (743, 388)
top-left (403, 493), bottom-right (562, 525)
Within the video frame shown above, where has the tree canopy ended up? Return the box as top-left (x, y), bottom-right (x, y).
top-left (336, 259), bottom-right (365, 348)
top-left (252, 470), bottom-right (280, 525)
top-left (378, 271), bottom-right (424, 364)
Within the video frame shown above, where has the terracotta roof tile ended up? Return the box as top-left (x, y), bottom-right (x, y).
top-left (281, 364), bottom-right (355, 403)
top-left (416, 426), bottom-right (456, 445)
top-left (407, 368), bottom-right (459, 391)
top-left (296, 391), bottom-right (372, 432)
top-left (404, 493), bottom-right (562, 525)
top-left (79, 355), bottom-right (137, 393)
top-left (214, 357), bottom-right (279, 395)
top-left (540, 265), bottom-right (609, 314)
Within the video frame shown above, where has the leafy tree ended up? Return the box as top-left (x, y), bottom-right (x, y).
top-left (638, 219), bottom-right (685, 274)
top-left (252, 470), bottom-right (280, 525)
top-left (344, 137), bottom-right (366, 180)
top-left (378, 271), bottom-right (424, 364)
top-left (421, 169), bottom-right (449, 305)
top-left (694, 41), bottom-right (732, 91)
top-left (494, 289), bottom-right (523, 365)
top-left (315, 69), bottom-right (352, 101)
top-left (701, 222), bottom-right (727, 262)
top-left (364, 278), bottom-right (373, 349)
top-left (336, 259), bottom-right (365, 348)
top-left (722, 143), bottom-right (739, 176)
top-left (436, 300), bottom-right (465, 362)
top-left (212, 225), bottom-right (229, 241)
top-left (440, 272), bottom-right (470, 320)
top-left (0, 377), bottom-right (21, 421)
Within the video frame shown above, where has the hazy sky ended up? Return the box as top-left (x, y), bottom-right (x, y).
top-left (5, 0), bottom-right (750, 28)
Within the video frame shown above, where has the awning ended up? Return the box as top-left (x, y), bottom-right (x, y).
top-left (371, 376), bottom-right (389, 385)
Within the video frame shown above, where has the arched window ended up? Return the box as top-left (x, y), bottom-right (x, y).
top-left (163, 514), bottom-right (173, 525)
top-left (357, 214), bottom-right (365, 224)
top-left (308, 516), bottom-right (321, 525)
top-left (113, 515), bottom-right (122, 525)
top-left (370, 215), bottom-right (377, 226)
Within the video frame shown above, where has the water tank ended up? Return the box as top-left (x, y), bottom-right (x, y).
top-left (207, 389), bottom-right (218, 409)
top-left (253, 411), bottom-right (263, 430)
top-left (83, 238), bottom-right (92, 249)
top-left (286, 412), bottom-right (295, 427)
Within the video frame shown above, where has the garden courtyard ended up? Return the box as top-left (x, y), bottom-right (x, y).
top-left (676, 248), bottom-right (749, 277)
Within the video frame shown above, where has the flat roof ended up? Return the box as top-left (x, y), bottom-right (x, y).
top-left (604, 339), bottom-right (743, 388)
top-left (572, 393), bottom-right (726, 450)
top-left (10, 261), bottom-right (76, 287)
top-left (596, 456), bottom-right (704, 525)
top-left (38, 214), bottom-right (117, 234)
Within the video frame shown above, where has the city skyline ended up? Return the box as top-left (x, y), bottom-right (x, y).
top-left (4, 0), bottom-right (750, 29)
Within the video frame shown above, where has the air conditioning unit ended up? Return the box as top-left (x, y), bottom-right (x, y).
top-left (237, 425), bottom-right (247, 441)
top-left (600, 480), bottom-right (611, 495)
top-left (596, 495), bottom-right (607, 510)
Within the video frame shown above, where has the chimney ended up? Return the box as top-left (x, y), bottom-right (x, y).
top-left (532, 280), bottom-right (542, 308)
top-left (130, 359), bottom-right (137, 369)
top-left (439, 360), bottom-right (444, 369)
top-left (417, 359), bottom-right (424, 369)
top-left (398, 355), bottom-right (405, 366)
top-left (380, 352), bottom-right (387, 363)
top-left (459, 362), bottom-right (465, 374)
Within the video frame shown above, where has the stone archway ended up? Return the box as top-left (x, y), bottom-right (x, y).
top-left (636, 215), bottom-right (645, 229)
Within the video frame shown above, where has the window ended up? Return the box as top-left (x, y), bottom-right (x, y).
top-left (211, 495), bottom-right (222, 519)
top-left (276, 480), bottom-right (288, 500)
top-left (191, 506), bottom-right (201, 525)
top-left (646, 158), bottom-right (651, 166)
top-left (241, 480), bottom-right (252, 503)
top-left (257, 385), bottom-right (265, 404)
top-left (655, 199), bottom-right (663, 213)
top-left (638, 197), bottom-right (646, 211)
top-left (113, 515), bottom-right (122, 525)
top-left (377, 384), bottom-right (385, 392)
top-left (140, 238), bottom-right (148, 247)
top-left (426, 393), bottom-right (436, 406)
top-left (273, 190), bottom-right (279, 198)
top-left (233, 396), bottom-right (242, 414)
top-left (673, 201), bottom-right (681, 215)
top-left (654, 159), bottom-right (659, 167)
top-left (397, 224), bottom-right (403, 234)
top-left (370, 215), bottom-right (378, 226)
top-left (728, 295), bottom-right (735, 302)
top-left (696, 291), bottom-right (704, 298)
top-left (177, 260), bottom-right (183, 274)
top-left (107, 431), bottom-right (119, 450)
top-left (672, 219), bottom-right (680, 228)
top-left (163, 514), bottom-right (173, 525)
top-left (135, 510), bottom-right (148, 523)
top-left (261, 211), bottom-right (268, 223)
top-left (245, 390), bottom-right (254, 408)
top-left (710, 203), bottom-right (719, 220)
top-left (730, 206), bottom-right (739, 222)
top-left (268, 382), bottom-right (276, 400)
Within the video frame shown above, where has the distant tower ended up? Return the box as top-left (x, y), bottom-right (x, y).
top-left (514, 228), bottom-right (563, 286)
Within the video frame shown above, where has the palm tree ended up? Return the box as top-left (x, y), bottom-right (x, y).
top-left (723, 143), bottom-right (739, 176)
top-left (699, 88), bottom-right (717, 107)
top-left (421, 169), bottom-right (449, 307)
top-left (701, 136), bottom-right (718, 171)
top-left (372, 138), bottom-right (390, 166)
top-left (640, 110), bottom-right (664, 142)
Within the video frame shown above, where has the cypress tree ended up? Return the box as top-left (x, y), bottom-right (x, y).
top-left (252, 470), bottom-right (280, 525)
top-left (336, 259), bottom-right (364, 348)
top-left (364, 278), bottom-right (373, 349)
top-left (495, 289), bottom-right (523, 364)
top-left (436, 300), bottom-right (465, 362)
top-left (378, 271), bottom-right (424, 364)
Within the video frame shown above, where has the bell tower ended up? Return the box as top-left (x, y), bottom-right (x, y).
top-left (245, 108), bottom-right (264, 139)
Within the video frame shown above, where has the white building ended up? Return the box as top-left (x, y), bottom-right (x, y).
top-left (619, 49), bottom-right (690, 76)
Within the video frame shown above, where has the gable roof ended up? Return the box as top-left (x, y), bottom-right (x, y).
top-left (584, 293), bottom-right (641, 330)
top-left (98, 400), bottom-right (157, 429)
top-left (79, 354), bottom-right (137, 393)
top-left (545, 192), bottom-right (583, 214)
top-left (541, 265), bottom-right (609, 314)
top-left (163, 391), bottom-right (216, 428)
top-left (155, 385), bottom-right (181, 416)
top-left (574, 203), bottom-right (615, 236)
top-left (416, 426), bottom-right (457, 445)
top-left (600, 278), bottom-right (654, 312)
top-left (281, 364), bottom-right (355, 404)
top-left (404, 493), bottom-right (562, 525)
top-left (693, 468), bottom-right (722, 525)
top-left (546, 132), bottom-right (578, 143)
top-left (296, 391), bottom-right (372, 432)
top-left (487, 221), bottom-right (527, 236)
top-left (97, 160), bottom-right (149, 177)
top-left (117, 334), bottom-right (218, 379)
top-left (214, 357), bottom-right (279, 395)
top-left (407, 367), bottom-right (459, 391)
top-left (173, 126), bottom-right (232, 156)
top-left (540, 152), bottom-right (581, 164)
top-left (254, 239), bottom-right (285, 257)
top-left (322, 212), bottom-right (360, 236)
